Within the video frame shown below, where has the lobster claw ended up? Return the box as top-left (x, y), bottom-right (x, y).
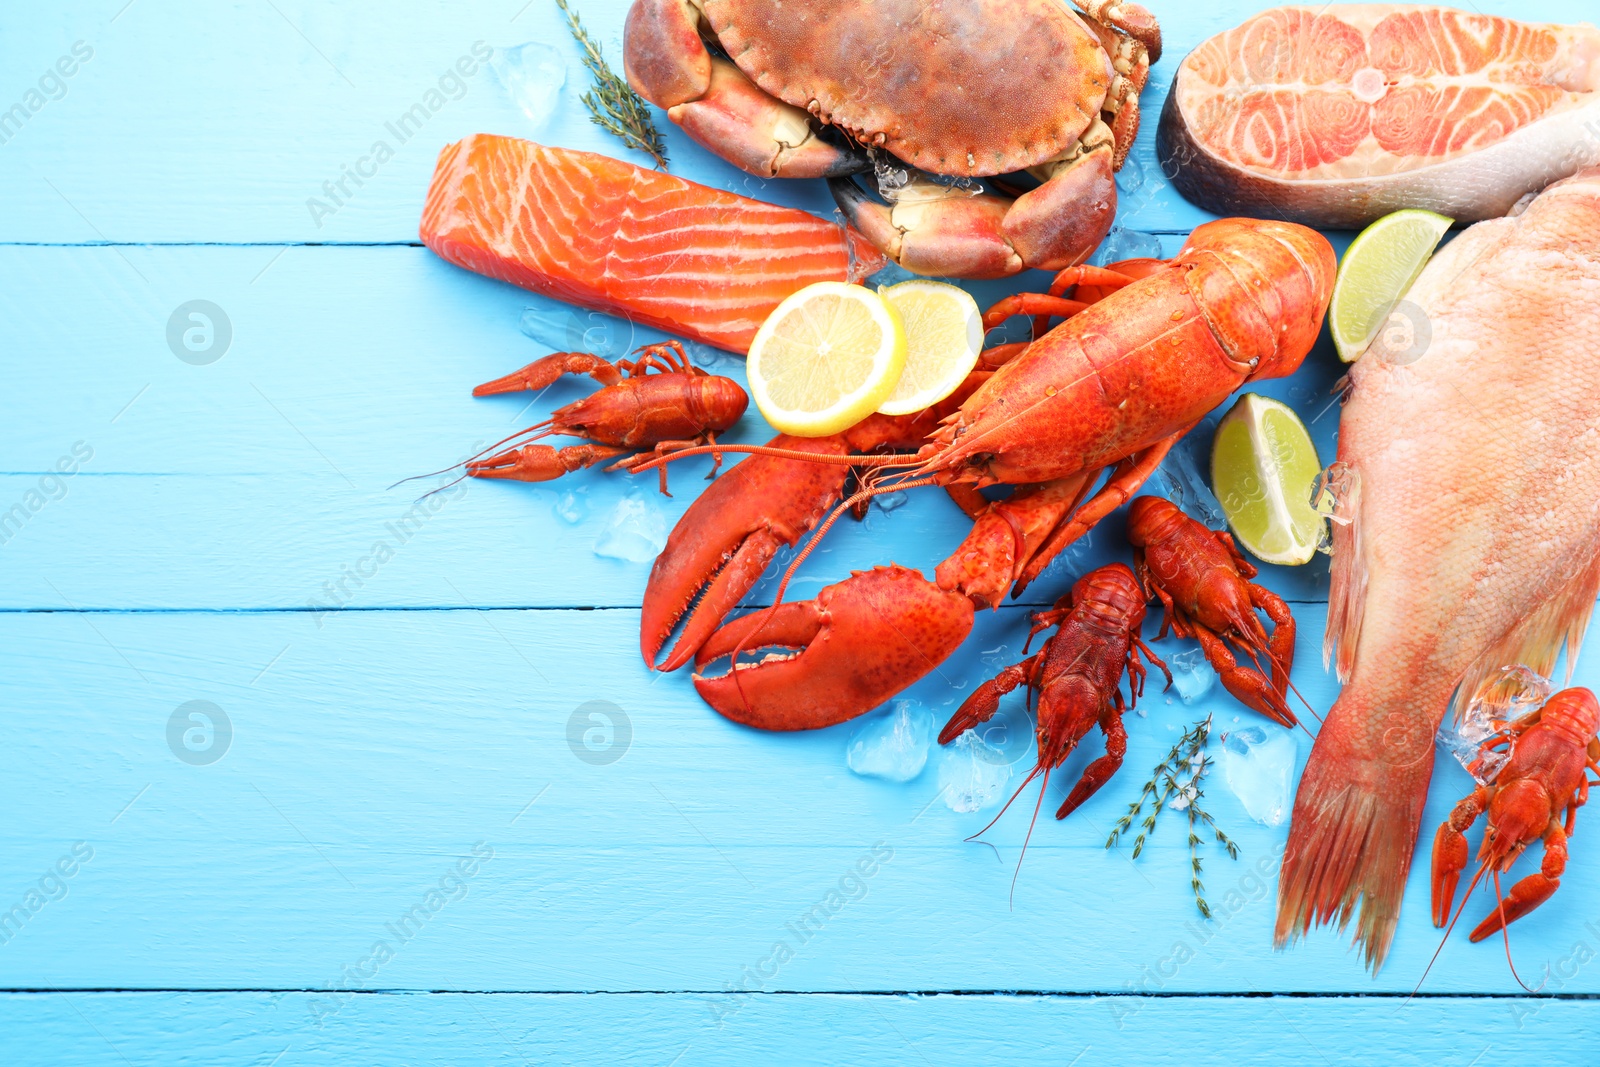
top-left (641, 436), bottom-right (852, 671)
top-left (692, 565), bottom-right (975, 731)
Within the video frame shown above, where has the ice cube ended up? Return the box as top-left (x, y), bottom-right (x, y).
top-left (1222, 725), bottom-right (1296, 825)
top-left (847, 701), bottom-right (934, 782)
top-left (1154, 419), bottom-right (1228, 530)
top-left (1309, 461), bottom-right (1357, 555)
top-left (873, 154), bottom-right (983, 203)
top-left (1439, 664), bottom-right (1552, 782)
top-left (554, 488), bottom-right (587, 525)
top-left (1169, 647), bottom-right (1218, 705)
top-left (873, 490), bottom-right (908, 513)
top-left (866, 261), bottom-right (920, 287)
top-left (594, 489), bottom-right (668, 562)
top-left (1092, 227), bottom-right (1164, 265)
top-left (1115, 154), bottom-right (1146, 197)
top-left (490, 43), bottom-right (566, 133)
top-left (938, 730), bottom-right (1013, 812)
top-left (686, 341), bottom-right (727, 370)
top-left (518, 295), bottom-right (634, 358)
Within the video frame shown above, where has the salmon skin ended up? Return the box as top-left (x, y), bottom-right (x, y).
top-left (420, 135), bottom-right (884, 354)
top-left (1275, 168), bottom-right (1600, 972)
top-left (1158, 6), bottom-right (1600, 228)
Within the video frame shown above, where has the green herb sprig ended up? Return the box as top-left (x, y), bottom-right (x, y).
top-left (1107, 714), bottom-right (1239, 917)
top-left (557, 0), bottom-right (669, 170)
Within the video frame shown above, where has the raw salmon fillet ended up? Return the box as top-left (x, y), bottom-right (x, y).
top-left (420, 135), bottom-right (884, 354)
top-left (1159, 6), bottom-right (1600, 226)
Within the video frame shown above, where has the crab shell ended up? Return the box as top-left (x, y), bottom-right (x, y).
top-left (696, 0), bottom-right (1115, 177)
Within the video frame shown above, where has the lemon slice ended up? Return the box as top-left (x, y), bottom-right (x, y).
top-left (745, 282), bottom-right (907, 437)
top-left (875, 280), bottom-right (983, 416)
top-left (1330, 209), bottom-right (1452, 362)
top-left (1211, 393), bottom-right (1324, 566)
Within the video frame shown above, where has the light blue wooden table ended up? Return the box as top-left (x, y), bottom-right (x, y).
top-left (5, 1), bottom-right (1600, 1063)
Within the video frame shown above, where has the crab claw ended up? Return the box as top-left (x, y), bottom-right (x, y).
top-left (641, 436), bottom-right (852, 672)
top-left (692, 565), bottom-right (975, 731)
top-left (831, 176), bottom-right (1023, 280)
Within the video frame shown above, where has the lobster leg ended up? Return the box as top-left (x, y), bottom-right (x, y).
top-left (1431, 785), bottom-right (1489, 927)
top-left (982, 293), bottom-right (1091, 332)
top-left (465, 443), bottom-right (628, 482)
top-left (1469, 819), bottom-right (1567, 942)
top-left (1013, 431), bottom-right (1181, 595)
top-left (938, 654), bottom-right (1043, 744)
top-left (1193, 626), bottom-right (1297, 728)
top-left (1057, 697), bottom-right (1128, 820)
top-left (473, 352), bottom-right (624, 396)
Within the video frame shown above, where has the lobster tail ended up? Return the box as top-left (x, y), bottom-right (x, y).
top-left (1275, 691), bottom-right (1434, 973)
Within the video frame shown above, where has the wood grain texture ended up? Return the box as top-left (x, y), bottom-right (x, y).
top-left (2, 606), bottom-right (1599, 995)
top-left (4, 0), bottom-right (1598, 1060)
top-left (2, 0), bottom-right (1592, 243)
top-left (0, 240), bottom-right (1347, 609)
top-left (2, 991), bottom-right (1593, 1066)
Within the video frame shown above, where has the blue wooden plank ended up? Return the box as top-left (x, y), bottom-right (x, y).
top-left (2, 604), bottom-right (1598, 994)
top-left (0, 239), bottom-right (1348, 609)
top-left (2, 991), bottom-right (1596, 1066)
top-left (2, 0), bottom-right (1594, 243)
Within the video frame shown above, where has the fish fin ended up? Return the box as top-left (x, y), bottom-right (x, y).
top-left (1452, 551), bottom-right (1600, 721)
top-left (1322, 465), bottom-right (1364, 683)
top-left (1275, 693), bottom-right (1426, 974)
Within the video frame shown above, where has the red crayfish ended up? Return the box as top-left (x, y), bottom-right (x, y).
top-left (940, 563), bottom-right (1169, 829)
top-left (1431, 687), bottom-right (1600, 955)
top-left (1127, 495), bottom-right (1298, 729)
top-left (457, 340), bottom-right (747, 491)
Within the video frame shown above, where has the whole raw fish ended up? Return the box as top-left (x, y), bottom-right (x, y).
top-left (1276, 168), bottom-right (1600, 970)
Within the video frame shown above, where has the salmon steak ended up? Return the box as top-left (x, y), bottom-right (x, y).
top-left (420, 135), bottom-right (884, 354)
top-left (1275, 168), bottom-right (1600, 971)
top-left (1158, 6), bottom-right (1600, 227)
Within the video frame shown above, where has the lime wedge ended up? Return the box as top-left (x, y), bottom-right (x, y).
top-left (1330, 208), bottom-right (1452, 363)
top-left (1211, 393), bottom-right (1324, 565)
top-left (875, 280), bottom-right (983, 416)
top-left (746, 282), bottom-right (907, 437)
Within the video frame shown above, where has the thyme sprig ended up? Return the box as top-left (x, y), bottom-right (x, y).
top-left (556, 0), bottom-right (669, 169)
top-left (1106, 714), bottom-right (1238, 917)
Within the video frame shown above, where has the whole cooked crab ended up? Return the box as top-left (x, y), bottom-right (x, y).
top-left (623, 0), bottom-right (1160, 279)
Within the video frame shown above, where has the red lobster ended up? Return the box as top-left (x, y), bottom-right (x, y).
top-left (1431, 687), bottom-right (1600, 947)
top-left (939, 563), bottom-right (1169, 828)
top-left (460, 340), bottom-right (747, 489)
top-left (1126, 495), bottom-right (1298, 728)
top-left (636, 219), bottom-right (1335, 730)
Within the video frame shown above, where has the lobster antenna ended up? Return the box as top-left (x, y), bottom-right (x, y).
top-left (388, 420), bottom-right (556, 490)
top-left (720, 474), bottom-right (941, 712)
top-left (1493, 869), bottom-right (1544, 994)
top-left (1411, 861), bottom-right (1490, 999)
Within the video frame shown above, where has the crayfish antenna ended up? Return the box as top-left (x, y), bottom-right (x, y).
top-left (1493, 870), bottom-right (1545, 994)
top-left (1412, 862), bottom-right (1490, 998)
top-left (388, 421), bottom-right (556, 490)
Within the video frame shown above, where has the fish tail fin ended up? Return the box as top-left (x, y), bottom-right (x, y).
top-left (1275, 691), bottom-right (1431, 974)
